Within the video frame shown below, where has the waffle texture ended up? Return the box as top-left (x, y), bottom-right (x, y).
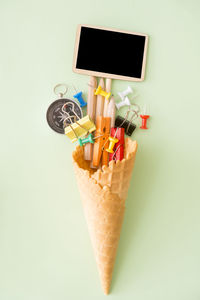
top-left (72, 138), bottom-right (137, 294)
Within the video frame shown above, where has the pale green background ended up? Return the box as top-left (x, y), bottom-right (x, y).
top-left (0, 0), bottom-right (200, 299)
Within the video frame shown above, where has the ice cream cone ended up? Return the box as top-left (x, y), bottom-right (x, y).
top-left (72, 138), bottom-right (137, 294)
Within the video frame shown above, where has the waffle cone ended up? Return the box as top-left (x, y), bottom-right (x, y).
top-left (72, 138), bottom-right (137, 294)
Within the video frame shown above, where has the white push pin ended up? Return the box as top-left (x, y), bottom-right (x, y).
top-left (115, 96), bottom-right (131, 110)
top-left (118, 86), bottom-right (133, 100)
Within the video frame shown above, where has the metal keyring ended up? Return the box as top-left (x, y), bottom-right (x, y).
top-left (53, 84), bottom-right (68, 98)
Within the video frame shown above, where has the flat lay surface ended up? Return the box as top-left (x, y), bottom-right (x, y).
top-left (0, 0), bottom-right (200, 299)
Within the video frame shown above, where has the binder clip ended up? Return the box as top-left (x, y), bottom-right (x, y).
top-left (72, 85), bottom-right (87, 108)
top-left (118, 86), bottom-right (133, 100)
top-left (64, 112), bottom-right (96, 143)
top-left (94, 86), bottom-right (111, 100)
top-left (62, 101), bottom-right (81, 122)
top-left (109, 127), bottom-right (125, 162)
top-left (92, 116), bottom-right (111, 167)
top-left (115, 109), bottom-right (138, 136)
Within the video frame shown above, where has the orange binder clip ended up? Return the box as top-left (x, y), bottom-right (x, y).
top-left (92, 116), bottom-right (111, 167)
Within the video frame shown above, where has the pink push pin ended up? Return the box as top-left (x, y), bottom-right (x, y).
top-left (140, 105), bottom-right (150, 129)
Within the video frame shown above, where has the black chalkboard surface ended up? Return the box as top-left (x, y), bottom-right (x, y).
top-left (73, 25), bottom-right (148, 82)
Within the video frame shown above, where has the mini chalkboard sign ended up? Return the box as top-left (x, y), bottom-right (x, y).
top-left (73, 25), bottom-right (148, 82)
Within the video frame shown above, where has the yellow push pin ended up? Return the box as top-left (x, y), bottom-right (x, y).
top-left (106, 136), bottom-right (119, 153)
top-left (94, 86), bottom-right (111, 100)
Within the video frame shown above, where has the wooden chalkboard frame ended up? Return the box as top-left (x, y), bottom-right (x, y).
top-left (72, 24), bottom-right (149, 82)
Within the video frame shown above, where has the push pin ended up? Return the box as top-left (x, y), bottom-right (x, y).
top-left (140, 105), bottom-right (150, 129)
top-left (78, 133), bottom-right (104, 146)
top-left (72, 85), bottom-right (87, 107)
top-left (115, 96), bottom-right (131, 110)
top-left (106, 136), bottom-right (119, 153)
top-left (69, 128), bottom-right (93, 146)
top-left (78, 133), bottom-right (94, 146)
top-left (94, 86), bottom-right (111, 100)
top-left (73, 91), bottom-right (87, 107)
top-left (118, 86), bottom-right (133, 100)
top-left (109, 127), bottom-right (125, 162)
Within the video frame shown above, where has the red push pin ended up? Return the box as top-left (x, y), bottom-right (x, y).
top-left (140, 105), bottom-right (150, 129)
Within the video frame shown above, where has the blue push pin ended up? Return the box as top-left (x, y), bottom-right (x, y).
top-left (73, 91), bottom-right (87, 108)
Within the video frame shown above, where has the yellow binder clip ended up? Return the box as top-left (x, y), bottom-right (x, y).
top-left (94, 86), bottom-right (111, 100)
top-left (64, 115), bottom-right (96, 143)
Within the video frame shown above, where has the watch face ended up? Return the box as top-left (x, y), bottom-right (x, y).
top-left (46, 98), bottom-right (83, 134)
